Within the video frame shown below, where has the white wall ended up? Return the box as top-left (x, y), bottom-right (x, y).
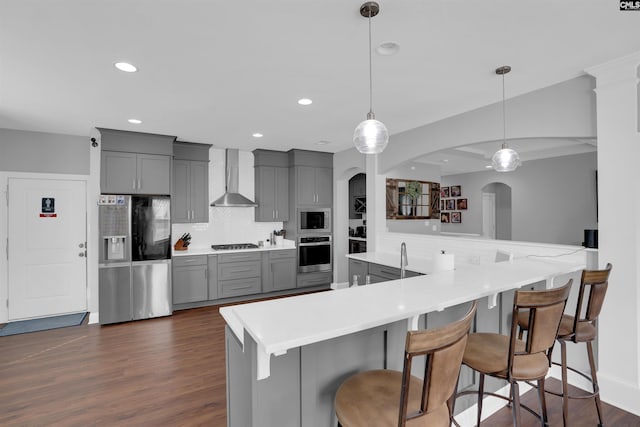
top-left (441, 152), bottom-right (598, 245)
top-left (0, 128), bottom-right (89, 174)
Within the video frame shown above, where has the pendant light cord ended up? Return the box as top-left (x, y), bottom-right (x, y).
top-left (502, 72), bottom-right (506, 147)
top-left (368, 10), bottom-right (373, 115)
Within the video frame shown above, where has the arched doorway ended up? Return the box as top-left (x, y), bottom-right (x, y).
top-left (481, 182), bottom-right (512, 240)
top-left (334, 167), bottom-right (365, 284)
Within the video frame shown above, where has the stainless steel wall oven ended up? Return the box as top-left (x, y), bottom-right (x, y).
top-left (298, 235), bottom-right (332, 273)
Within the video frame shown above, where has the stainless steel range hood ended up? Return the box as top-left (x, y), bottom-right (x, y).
top-left (210, 149), bottom-right (258, 207)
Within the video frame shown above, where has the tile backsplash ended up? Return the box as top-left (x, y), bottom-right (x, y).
top-left (172, 208), bottom-right (283, 249)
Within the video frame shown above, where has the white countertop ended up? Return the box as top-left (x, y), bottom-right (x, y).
top-left (173, 240), bottom-right (296, 257)
top-left (220, 257), bottom-right (583, 380)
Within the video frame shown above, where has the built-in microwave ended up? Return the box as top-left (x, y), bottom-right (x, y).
top-left (298, 208), bottom-right (331, 233)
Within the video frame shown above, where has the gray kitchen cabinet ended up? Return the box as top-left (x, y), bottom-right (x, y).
top-left (348, 258), bottom-right (368, 286)
top-left (255, 166), bottom-right (289, 221)
top-left (218, 252), bottom-right (262, 298)
top-left (263, 249), bottom-right (296, 292)
top-left (295, 166), bottom-right (332, 206)
top-left (172, 256), bottom-right (208, 304)
top-left (254, 149), bottom-right (290, 222)
top-left (208, 255), bottom-right (218, 300)
top-left (173, 159), bottom-right (209, 223)
top-left (101, 151), bottom-right (171, 194)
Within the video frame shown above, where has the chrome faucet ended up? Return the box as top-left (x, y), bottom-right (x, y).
top-left (400, 242), bottom-right (408, 279)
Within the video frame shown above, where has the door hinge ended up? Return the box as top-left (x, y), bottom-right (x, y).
top-left (5, 184), bottom-right (8, 206)
top-left (5, 238), bottom-right (8, 261)
top-left (6, 299), bottom-right (8, 308)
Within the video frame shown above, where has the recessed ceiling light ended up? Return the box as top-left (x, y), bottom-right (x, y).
top-left (128, 118), bottom-right (142, 124)
top-left (442, 159), bottom-right (449, 163)
top-left (115, 62), bottom-right (138, 73)
top-left (252, 133), bottom-right (263, 138)
top-left (485, 165), bottom-right (493, 169)
top-left (298, 98), bottom-right (313, 106)
top-left (410, 166), bottom-right (416, 170)
top-left (315, 140), bottom-right (330, 146)
top-left (376, 41), bottom-right (400, 56)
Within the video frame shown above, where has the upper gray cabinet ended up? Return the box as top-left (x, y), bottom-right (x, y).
top-left (98, 128), bottom-right (175, 195)
top-left (101, 151), bottom-right (171, 194)
top-left (254, 150), bottom-right (289, 222)
top-left (173, 142), bottom-right (211, 223)
top-left (289, 149), bottom-right (333, 207)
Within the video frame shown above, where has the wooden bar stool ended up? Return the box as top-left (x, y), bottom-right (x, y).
top-left (517, 263), bottom-right (612, 426)
top-left (456, 279), bottom-right (573, 426)
top-left (334, 301), bottom-right (477, 427)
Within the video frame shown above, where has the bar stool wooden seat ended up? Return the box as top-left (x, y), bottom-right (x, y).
top-left (334, 301), bottom-right (477, 427)
top-left (456, 279), bottom-right (573, 426)
top-left (517, 263), bottom-right (612, 426)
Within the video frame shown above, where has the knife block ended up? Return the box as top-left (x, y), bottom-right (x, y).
top-left (174, 239), bottom-right (188, 251)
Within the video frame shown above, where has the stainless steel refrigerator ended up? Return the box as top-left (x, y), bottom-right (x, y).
top-left (98, 195), bottom-right (172, 325)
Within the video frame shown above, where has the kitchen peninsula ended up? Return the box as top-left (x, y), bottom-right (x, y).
top-left (220, 256), bottom-right (583, 427)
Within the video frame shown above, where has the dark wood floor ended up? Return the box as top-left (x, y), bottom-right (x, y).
top-left (1, 304), bottom-right (638, 426)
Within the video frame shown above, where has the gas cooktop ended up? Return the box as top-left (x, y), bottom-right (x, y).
top-left (211, 243), bottom-right (259, 251)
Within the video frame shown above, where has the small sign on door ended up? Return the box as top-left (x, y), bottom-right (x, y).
top-left (40, 197), bottom-right (57, 218)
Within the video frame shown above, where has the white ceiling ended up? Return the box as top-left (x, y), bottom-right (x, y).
top-left (1, 1), bottom-right (639, 157)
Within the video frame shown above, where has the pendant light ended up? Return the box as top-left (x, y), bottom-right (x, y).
top-left (353, 2), bottom-right (389, 155)
top-left (491, 66), bottom-right (521, 172)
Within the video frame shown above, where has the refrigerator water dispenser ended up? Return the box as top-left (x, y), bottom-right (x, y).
top-left (104, 236), bottom-right (126, 260)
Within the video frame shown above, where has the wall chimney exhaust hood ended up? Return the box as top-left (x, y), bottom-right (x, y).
top-left (210, 149), bottom-right (258, 207)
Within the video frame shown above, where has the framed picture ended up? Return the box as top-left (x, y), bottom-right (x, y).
top-left (450, 185), bottom-right (462, 197)
top-left (440, 200), bottom-right (445, 211)
top-left (451, 211), bottom-right (461, 223)
top-left (445, 199), bottom-right (456, 210)
top-left (440, 212), bottom-right (450, 223)
top-left (456, 198), bottom-right (468, 210)
top-left (440, 187), bottom-right (450, 198)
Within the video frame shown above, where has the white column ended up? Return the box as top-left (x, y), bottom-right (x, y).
top-left (365, 154), bottom-right (386, 252)
top-left (586, 51), bottom-right (640, 415)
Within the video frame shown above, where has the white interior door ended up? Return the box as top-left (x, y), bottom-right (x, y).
top-left (482, 192), bottom-right (496, 239)
top-left (8, 178), bottom-right (87, 320)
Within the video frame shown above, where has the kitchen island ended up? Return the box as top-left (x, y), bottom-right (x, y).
top-left (220, 257), bottom-right (583, 427)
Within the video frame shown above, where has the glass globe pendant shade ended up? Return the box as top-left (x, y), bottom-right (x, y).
top-left (353, 113), bottom-right (389, 154)
top-left (491, 144), bottom-right (521, 172)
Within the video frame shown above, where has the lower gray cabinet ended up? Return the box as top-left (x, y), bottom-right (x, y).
top-left (208, 255), bottom-right (218, 300)
top-left (263, 249), bottom-right (296, 292)
top-left (172, 255), bottom-right (208, 304)
top-left (218, 252), bottom-right (262, 298)
top-left (355, 261), bottom-right (421, 285)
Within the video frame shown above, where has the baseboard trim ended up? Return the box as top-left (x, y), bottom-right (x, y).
top-left (598, 372), bottom-right (640, 416)
top-left (88, 312), bottom-right (99, 325)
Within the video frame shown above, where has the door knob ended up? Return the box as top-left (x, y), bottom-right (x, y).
top-left (79, 243), bottom-right (85, 248)
top-left (79, 252), bottom-right (86, 257)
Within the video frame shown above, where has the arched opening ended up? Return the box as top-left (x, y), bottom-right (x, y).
top-left (334, 167), bottom-right (365, 285)
top-left (481, 182), bottom-right (512, 240)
